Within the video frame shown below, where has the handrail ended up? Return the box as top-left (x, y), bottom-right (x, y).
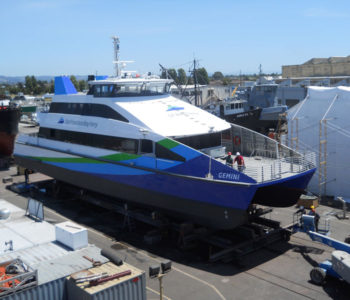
top-left (231, 155), bottom-right (316, 183)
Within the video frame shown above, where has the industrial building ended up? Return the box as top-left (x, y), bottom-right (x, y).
top-left (282, 56), bottom-right (350, 78)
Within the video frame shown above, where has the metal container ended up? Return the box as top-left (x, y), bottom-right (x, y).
top-left (66, 262), bottom-right (146, 300)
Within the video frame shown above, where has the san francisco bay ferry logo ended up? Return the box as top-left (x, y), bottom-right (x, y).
top-left (167, 105), bottom-right (184, 111)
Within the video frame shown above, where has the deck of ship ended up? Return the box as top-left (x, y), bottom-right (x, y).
top-left (217, 154), bottom-right (312, 183)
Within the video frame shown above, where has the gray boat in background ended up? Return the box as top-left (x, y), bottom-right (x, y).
top-left (204, 75), bottom-right (350, 135)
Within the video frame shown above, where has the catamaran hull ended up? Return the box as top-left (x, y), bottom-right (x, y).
top-left (14, 153), bottom-right (255, 230)
top-left (251, 169), bottom-right (316, 207)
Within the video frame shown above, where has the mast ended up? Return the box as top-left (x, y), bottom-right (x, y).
top-left (112, 36), bottom-right (120, 77)
top-left (258, 64), bottom-right (263, 84)
top-left (193, 59), bottom-right (198, 107)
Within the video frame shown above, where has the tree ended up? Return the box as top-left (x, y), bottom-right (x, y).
top-left (9, 84), bottom-right (19, 95)
top-left (78, 80), bottom-right (87, 92)
top-left (48, 80), bottom-right (54, 93)
top-left (177, 68), bottom-right (187, 85)
top-left (34, 80), bottom-right (45, 95)
top-left (70, 75), bottom-right (78, 90)
top-left (25, 75), bottom-right (37, 94)
top-left (222, 77), bottom-right (231, 86)
top-left (212, 71), bottom-right (224, 81)
top-left (167, 69), bottom-right (178, 84)
top-left (196, 68), bottom-right (209, 85)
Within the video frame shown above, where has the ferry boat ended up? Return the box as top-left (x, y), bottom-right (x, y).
top-left (14, 37), bottom-right (316, 229)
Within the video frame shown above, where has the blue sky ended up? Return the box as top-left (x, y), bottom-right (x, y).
top-left (1, 0), bottom-right (350, 76)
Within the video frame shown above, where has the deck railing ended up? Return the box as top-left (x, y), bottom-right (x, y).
top-left (223, 123), bottom-right (316, 183)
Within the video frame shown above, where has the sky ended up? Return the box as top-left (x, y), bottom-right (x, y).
top-left (1, 0), bottom-right (350, 77)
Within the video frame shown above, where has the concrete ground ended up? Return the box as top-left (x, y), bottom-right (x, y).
top-left (1, 165), bottom-right (350, 300)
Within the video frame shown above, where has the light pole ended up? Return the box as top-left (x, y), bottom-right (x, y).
top-left (149, 260), bottom-right (172, 300)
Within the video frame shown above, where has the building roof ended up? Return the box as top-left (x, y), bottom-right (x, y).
top-left (303, 55), bottom-right (350, 65)
top-left (0, 199), bottom-right (108, 284)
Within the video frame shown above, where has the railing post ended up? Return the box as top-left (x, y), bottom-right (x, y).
top-left (261, 166), bottom-right (264, 182)
top-left (271, 164), bottom-right (273, 180)
top-left (279, 160), bottom-right (281, 178)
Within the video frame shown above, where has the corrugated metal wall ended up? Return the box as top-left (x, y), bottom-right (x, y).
top-left (66, 273), bottom-right (146, 300)
top-left (2, 278), bottom-right (66, 300)
top-left (3, 273), bottom-right (146, 300)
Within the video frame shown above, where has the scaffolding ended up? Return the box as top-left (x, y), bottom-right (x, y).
top-left (318, 119), bottom-right (327, 197)
top-left (318, 94), bottom-right (338, 197)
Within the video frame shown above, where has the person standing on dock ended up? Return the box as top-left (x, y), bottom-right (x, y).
top-left (234, 152), bottom-right (245, 172)
top-left (308, 205), bottom-right (320, 232)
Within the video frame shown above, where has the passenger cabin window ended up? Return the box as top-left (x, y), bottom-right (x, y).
top-left (38, 127), bottom-right (138, 154)
top-left (140, 139), bottom-right (153, 154)
top-left (176, 132), bottom-right (221, 150)
top-left (49, 102), bottom-right (128, 122)
top-left (91, 82), bottom-right (171, 98)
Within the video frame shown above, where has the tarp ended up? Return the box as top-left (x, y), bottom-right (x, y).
top-left (286, 86), bottom-right (350, 198)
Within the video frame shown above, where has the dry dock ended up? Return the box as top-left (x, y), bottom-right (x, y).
top-left (2, 124), bottom-right (350, 300)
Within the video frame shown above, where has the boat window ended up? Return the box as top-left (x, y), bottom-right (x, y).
top-left (91, 82), bottom-right (171, 98)
top-left (155, 143), bottom-right (186, 162)
top-left (176, 132), bottom-right (221, 150)
top-left (38, 127), bottom-right (138, 154)
top-left (226, 105), bottom-right (230, 110)
top-left (101, 85), bottom-right (110, 97)
top-left (49, 102), bottom-right (128, 122)
top-left (140, 139), bottom-right (153, 154)
top-left (230, 104), bottom-right (235, 110)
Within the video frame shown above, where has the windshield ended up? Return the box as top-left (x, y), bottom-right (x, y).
top-left (91, 82), bottom-right (171, 97)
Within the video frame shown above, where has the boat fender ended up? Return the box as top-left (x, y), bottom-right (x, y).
top-left (101, 248), bottom-right (123, 266)
top-left (234, 136), bottom-right (241, 146)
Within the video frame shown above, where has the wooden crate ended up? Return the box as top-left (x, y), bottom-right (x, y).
top-left (297, 195), bottom-right (319, 208)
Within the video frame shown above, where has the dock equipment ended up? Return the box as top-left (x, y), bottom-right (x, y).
top-left (293, 212), bottom-right (350, 285)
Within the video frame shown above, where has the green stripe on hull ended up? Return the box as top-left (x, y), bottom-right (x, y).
top-left (29, 156), bottom-right (103, 164)
top-left (103, 153), bottom-right (139, 161)
top-left (29, 152), bottom-right (141, 164)
top-left (157, 138), bottom-right (179, 149)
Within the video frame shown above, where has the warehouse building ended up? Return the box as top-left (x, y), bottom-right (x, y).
top-left (282, 56), bottom-right (350, 78)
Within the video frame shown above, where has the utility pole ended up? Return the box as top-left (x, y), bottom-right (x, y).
top-left (193, 59), bottom-right (198, 107)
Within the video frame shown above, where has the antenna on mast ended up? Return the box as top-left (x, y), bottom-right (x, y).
top-left (111, 36), bottom-right (120, 77)
top-left (111, 36), bottom-right (134, 78)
